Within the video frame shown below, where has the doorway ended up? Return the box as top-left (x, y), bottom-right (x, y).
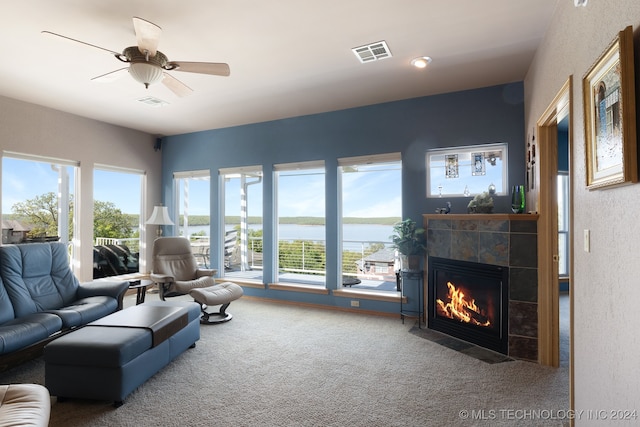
top-left (537, 77), bottom-right (573, 366)
top-left (557, 116), bottom-right (570, 369)
top-left (536, 77), bottom-right (573, 405)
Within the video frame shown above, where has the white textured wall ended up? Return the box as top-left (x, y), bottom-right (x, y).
top-left (0, 95), bottom-right (160, 281)
top-left (525, 1), bottom-right (640, 423)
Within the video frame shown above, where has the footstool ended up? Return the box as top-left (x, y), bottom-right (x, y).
top-left (44, 301), bottom-right (200, 406)
top-left (189, 281), bottom-right (244, 324)
top-left (0, 384), bottom-right (50, 427)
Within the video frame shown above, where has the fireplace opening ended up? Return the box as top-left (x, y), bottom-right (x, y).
top-left (428, 256), bottom-right (508, 354)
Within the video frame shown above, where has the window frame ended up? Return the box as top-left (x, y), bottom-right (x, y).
top-left (426, 143), bottom-right (509, 198)
top-left (219, 165), bottom-right (263, 281)
top-left (337, 153), bottom-right (402, 292)
top-left (274, 160), bottom-right (326, 285)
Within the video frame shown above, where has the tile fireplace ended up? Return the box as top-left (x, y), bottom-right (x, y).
top-left (423, 214), bottom-right (539, 361)
top-left (428, 256), bottom-right (509, 354)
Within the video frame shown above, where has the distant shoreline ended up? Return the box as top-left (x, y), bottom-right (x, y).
top-left (3, 214), bottom-right (400, 228)
top-left (155, 215), bottom-right (399, 226)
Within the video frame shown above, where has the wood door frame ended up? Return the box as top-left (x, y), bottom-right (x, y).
top-left (536, 77), bottom-right (573, 401)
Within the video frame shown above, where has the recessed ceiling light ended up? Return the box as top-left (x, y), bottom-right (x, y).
top-left (411, 56), bottom-right (432, 69)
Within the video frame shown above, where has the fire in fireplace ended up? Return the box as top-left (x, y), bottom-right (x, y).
top-left (428, 256), bottom-right (508, 354)
top-left (436, 281), bottom-right (492, 327)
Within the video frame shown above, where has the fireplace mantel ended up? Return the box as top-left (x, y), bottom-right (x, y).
top-left (423, 213), bottom-right (539, 221)
top-left (422, 213), bottom-right (539, 361)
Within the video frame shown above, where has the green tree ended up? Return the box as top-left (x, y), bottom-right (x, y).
top-left (93, 201), bottom-right (133, 239)
top-left (11, 192), bottom-right (66, 238)
top-left (11, 192), bottom-right (134, 240)
top-left (278, 240), bottom-right (326, 274)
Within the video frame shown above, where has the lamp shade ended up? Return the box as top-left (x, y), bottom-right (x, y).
top-left (146, 205), bottom-right (174, 225)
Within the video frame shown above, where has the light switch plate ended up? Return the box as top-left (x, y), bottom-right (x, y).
top-left (583, 229), bottom-right (590, 252)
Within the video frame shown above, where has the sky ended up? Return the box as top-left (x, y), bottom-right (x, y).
top-left (2, 158), bottom-right (142, 215)
top-left (223, 165), bottom-right (402, 218)
top-left (2, 157), bottom-right (403, 218)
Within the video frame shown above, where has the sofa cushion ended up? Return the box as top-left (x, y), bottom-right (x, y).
top-left (0, 312), bottom-right (62, 354)
top-left (45, 296), bottom-right (118, 329)
top-left (0, 243), bottom-right (80, 317)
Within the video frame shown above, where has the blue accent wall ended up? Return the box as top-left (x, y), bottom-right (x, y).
top-left (161, 83), bottom-right (525, 313)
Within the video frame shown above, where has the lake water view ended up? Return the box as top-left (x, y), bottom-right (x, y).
top-left (181, 223), bottom-right (395, 243)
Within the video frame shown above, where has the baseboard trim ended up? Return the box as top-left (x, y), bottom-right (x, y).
top-left (241, 295), bottom-right (400, 318)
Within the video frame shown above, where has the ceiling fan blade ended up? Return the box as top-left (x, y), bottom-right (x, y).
top-left (91, 68), bottom-right (129, 83)
top-left (132, 17), bottom-right (162, 57)
top-left (167, 61), bottom-right (230, 77)
top-left (162, 73), bottom-right (193, 97)
top-left (42, 31), bottom-right (121, 56)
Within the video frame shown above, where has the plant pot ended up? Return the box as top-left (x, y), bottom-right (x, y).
top-left (407, 255), bottom-right (422, 271)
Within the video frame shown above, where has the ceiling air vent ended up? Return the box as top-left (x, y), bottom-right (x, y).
top-left (352, 41), bottom-right (392, 63)
top-left (137, 96), bottom-right (169, 108)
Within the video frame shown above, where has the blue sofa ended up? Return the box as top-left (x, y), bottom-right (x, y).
top-left (0, 242), bottom-right (129, 370)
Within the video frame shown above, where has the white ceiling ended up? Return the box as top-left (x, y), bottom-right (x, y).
top-left (0, 1), bottom-right (559, 136)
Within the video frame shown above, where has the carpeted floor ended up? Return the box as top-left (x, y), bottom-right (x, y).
top-left (0, 294), bottom-right (570, 426)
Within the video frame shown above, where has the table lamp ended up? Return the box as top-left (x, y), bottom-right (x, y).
top-left (146, 205), bottom-right (174, 237)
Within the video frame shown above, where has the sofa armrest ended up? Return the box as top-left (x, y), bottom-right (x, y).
top-left (196, 268), bottom-right (217, 278)
top-left (77, 280), bottom-right (129, 310)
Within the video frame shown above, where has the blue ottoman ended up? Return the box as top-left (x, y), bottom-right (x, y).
top-left (44, 301), bottom-right (200, 406)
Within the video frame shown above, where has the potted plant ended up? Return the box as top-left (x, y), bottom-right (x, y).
top-left (391, 218), bottom-right (426, 271)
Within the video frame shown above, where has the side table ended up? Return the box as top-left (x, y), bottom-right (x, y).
top-left (397, 270), bottom-right (424, 328)
top-left (128, 279), bottom-right (154, 305)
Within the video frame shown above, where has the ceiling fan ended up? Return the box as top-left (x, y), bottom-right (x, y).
top-left (42, 17), bottom-right (230, 97)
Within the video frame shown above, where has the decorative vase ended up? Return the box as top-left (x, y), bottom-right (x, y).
top-left (407, 255), bottom-right (421, 271)
top-left (511, 185), bottom-right (525, 213)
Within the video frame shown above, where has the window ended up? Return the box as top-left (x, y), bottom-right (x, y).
top-left (274, 161), bottom-right (325, 285)
top-left (338, 153), bottom-right (401, 292)
top-left (220, 166), bottom-right (263, 281)
top-left (426, 143), bottom-right (508, 197)
top-left (93, 166), bottom-right (143, 278)
top-left (557, 173), bottom-right (569, 277)
top-left (174, 171), bottom-right (210, 267)
top-left (2, 153), bottom-right (77, 267)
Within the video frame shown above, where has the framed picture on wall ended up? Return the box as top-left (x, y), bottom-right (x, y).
top-left (583, 25), bottom-right (637, 189)
top-left (471, 153), bottom-right (486, 176)
top-left (444, 154), bottom-right (459, 178)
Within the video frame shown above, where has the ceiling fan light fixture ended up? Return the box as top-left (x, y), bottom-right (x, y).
top-left (129, 62), bottom-right (164, 88)
top-left (122, 46), bottom-right (168, 89)
top-left (411, 56), bottom-right (432, 69)
top-left (44, 19), bottom-right (230, 95)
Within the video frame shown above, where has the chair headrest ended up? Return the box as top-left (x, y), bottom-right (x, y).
top-left (153, 237), bottom-right (193, 257)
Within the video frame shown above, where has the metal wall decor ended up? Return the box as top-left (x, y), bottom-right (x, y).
top-left (527, 130), bottom-right (536, 191)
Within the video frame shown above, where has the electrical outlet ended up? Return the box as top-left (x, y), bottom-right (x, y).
top-left (350, 300), bottom-right (360, 307)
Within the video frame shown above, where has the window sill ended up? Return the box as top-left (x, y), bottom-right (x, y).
top-left (268, 283), bottom-right (330, 295)
top-left (333, 288), bottom-right (403, 303)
